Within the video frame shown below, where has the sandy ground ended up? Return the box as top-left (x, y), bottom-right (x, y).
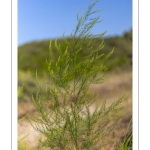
top-left (18, 70), bottom-right (132, 149)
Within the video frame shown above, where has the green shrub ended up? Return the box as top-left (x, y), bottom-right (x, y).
top-left (30, 0), bottom-right (126, 149)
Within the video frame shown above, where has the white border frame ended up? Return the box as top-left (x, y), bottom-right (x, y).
top-left (7, 0), bottom-right (144, 149)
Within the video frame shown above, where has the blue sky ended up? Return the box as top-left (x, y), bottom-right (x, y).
top-left (18, 0), bottom-right (132, 46)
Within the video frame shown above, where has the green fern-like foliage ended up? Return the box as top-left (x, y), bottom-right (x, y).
top-left (31, 0), bottom-right (125, 149)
